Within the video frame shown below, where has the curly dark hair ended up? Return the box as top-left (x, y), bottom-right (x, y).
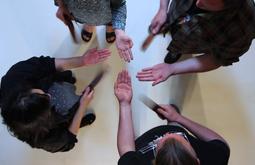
top-left (1, 86), bottom-right (54, 146)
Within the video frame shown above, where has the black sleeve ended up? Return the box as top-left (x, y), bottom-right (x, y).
top-left (4, 56), bottom-right (56, 80)
top-left (190, 137), bottom-right (230, 165)
top-left (1, 56), bottom-right (56, 91)
top-left (118, 151), bottom-right (148, 165)
top-left (39, 128), bottom-right (78, 153)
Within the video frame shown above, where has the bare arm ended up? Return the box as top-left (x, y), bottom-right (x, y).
top-left (114, 70), bottom-right (135, 156)
top-left (54, 48), bottom-right (111, 71)
top-left (117, 102), bottom-right (135, 156)
top-left (159, 0), bottom-right (170, 11)
top-left (68, 88), bottom-right (94, 135)
top-left (171, 54), bottom-right (221, 75)
top-left (137, 54), bottom-right (221, 86)
top-left (157, 105), bottom-right (229, 145)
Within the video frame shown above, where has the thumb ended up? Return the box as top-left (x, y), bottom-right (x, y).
top-left (88, 47), bottom-right (98, 53)
top-left (152, 24), bottom-right (161, 35)
top-left (156, 108), bottom-right (168, 117)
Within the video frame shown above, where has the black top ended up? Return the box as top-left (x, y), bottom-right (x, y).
top-left (118, 125), bottom-right (230, 165)
top-left (0, 56), bottom-right (78, 153)
top-left (187, 0), bottom-right (209, 15)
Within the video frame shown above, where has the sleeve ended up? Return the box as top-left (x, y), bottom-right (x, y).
top-left (7, 56), bottom-right (57, 80)
top-left (190, 137), bottom-right (230, 165)
top-left (111, 0), bottom-right (127, 30)
top-left (0, 56), bottom-right (57, 96)
top-left (40, 128), bottom-right (78, 153)
top-left (212, 37), bottom-right (252, 66)
top-left (118, 151), bottom-right (148, 165)
top-left (207, 140), bottom-right (230, 161)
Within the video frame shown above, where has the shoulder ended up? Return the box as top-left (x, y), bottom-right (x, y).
top-left (118, 151), bottom-right (147, 165)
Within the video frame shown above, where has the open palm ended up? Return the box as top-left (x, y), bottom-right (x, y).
top-left (114, 70), bottom-right (132, 103)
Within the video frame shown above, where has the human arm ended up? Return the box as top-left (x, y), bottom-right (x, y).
top-left (136, 54), bottom-right (221, 86)
top-left (68, 87), bottom-right (94, 135)
top-left (156, 104), bottom-right (229, 145)
top-left (111, 0), bottom-right (133, 62)
top-left (55, 48), bottom-right (111, 71)
top-left (150, 0), bottom-right (170, 34)
top-left (114, 70), bottom-right (135, 156)
top-left (55, 0), bottom-right (74, 25)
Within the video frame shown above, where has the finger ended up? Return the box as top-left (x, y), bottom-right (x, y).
top-left (137, 70), bottom-right (153, 76)
top-left (142, 67), bottom-right (154, 72)
top-left (124, 70), bottom-right (129, 84)
top-left (98, 49), bottom-right (111, 54)
top-left (99, 55), bottom-right (110, 61)
top-left (98, 57), bottom-right (109, 63)
top-left (159, 104), bottom-right (171, 110)
top-left (137, 77), bottom-right (155, 81)
top-left (99, 52), bottom-right (111, 58)
top-left (126, 70), bottom-right (131, 85)
top-left (83, 86), bottom-right (91, 95)
top-left (156, 108), bottom-right (168, 117)
top-left (90, 47), bottom-right (98, 53)
top-left (136, 74), bottom-right (154, 79)
top-left (117, 71), bottom-right (122, 84)
top-left (152, 25), bottom-right (161, 35)
top-left (126, 50), bottom-right (132, 62)
top-left (121, 50), bottom-right (128, 62)
top-left (118, 49), bottom-right (124, 59)
top-left (156, 108), bottom-right (168, 120)
top-left (124, 50), bottom-right (131, 62)
top-left (152, 78), bottom-right (164, 86)
top-left (129, 39), bottom-right (134, 48)
top-left (128, 49), bottom-right (133, 60)
top-left (88, 90), bottom-right (94, 98)
top-left (120, 70), bottom-right (125, 83)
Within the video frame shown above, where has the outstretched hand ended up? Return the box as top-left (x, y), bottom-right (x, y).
top-left (82, 48), bottom-right (111, 65)
top-left (114, 70), bottom-right (132, 104)
top-left (115, 30), bottom-right (133, 62)
top-left (136, 63), bottom-right (174, 86)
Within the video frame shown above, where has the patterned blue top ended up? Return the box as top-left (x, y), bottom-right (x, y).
top-left (55, 0), bottom-right (127, 30)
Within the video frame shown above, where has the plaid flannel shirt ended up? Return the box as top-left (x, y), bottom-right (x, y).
top-left (167, 0), bottom-right (255, 66)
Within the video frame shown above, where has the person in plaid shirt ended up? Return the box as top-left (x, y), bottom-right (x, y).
top-left (137, 0), bottom-right (255, 86)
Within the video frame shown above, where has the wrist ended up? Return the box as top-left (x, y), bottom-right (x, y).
top-left (81, 55), bottom-right (89, 66)
top-left (168, 63), bottom-right (177, 75)
top-left (119, 101), bottom-right (131, 107)
top-left (159, 6), bottom-right (168, 13)
top-left (115, 29), bottom-right (125, 36)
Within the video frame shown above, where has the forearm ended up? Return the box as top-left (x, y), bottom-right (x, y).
top-left (171, 54), bottom-right (221, 75)
top-left (111, 1), bottom-right (127, 30)
top-left (117, 102), bottom-right (135, 156)
top-left (174, 115), bottom-right (228, 144)
top-left (68, 106), bottom-right (86, 135)
top-left (159, 0), bottom-right (170, 12)
top-left (55, 56), bottom-right (84, 71)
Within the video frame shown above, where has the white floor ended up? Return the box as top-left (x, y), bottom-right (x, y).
top-left (0, 1), bottom-right (255, 165)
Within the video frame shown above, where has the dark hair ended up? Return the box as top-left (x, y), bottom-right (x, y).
top-left (155, 138), bottom-right (199, 165)
top-left (1, 87), bottom-right (54, 146)
top-left (223, 0), bottom-right (243, 9)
